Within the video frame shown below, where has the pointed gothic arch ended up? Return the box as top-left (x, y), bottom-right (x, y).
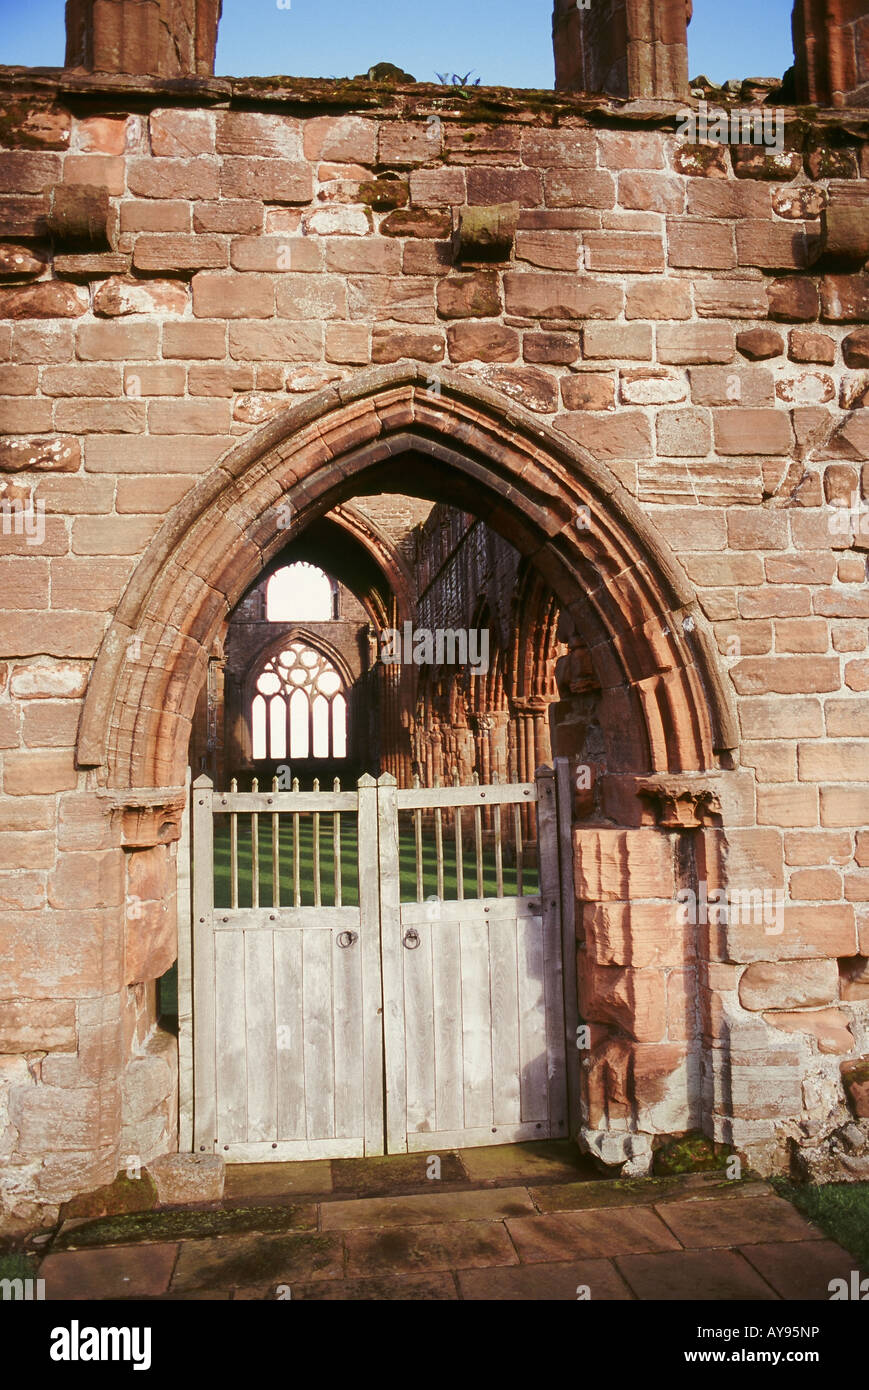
top-left (77, 365), bottom-right (737, 792)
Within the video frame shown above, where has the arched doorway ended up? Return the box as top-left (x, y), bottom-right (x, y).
top-left (78, 367), bottom-right (740, 1175)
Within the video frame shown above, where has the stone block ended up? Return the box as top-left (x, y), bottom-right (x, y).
top-left (841, 1059), bottom-right (869, 1119)
top-left (762, 1007), bottom-right (854, 1054)
top-left (0, 999), bottom-right (76, 1053)
top-left (578, 961), bottom-right (667, 1042)
top-left (147, 1152), bottom-right (225, 1206)
top-left (436, 272), bottom-right (500, 319)
top-left (739, 960), bottom-right (839, 1011)
top-left (574, 828), bottom-right (674, 901)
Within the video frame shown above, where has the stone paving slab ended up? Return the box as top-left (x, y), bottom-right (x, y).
top-left (39, 1243), bottom-right (180, 1300)
top-left (223, 1161), bottom-right (334, 1200)
top-left (738, 1239), bottom-right (866, 1300)
top-left (655, 1194), bottom-right (826, 1249)
top-left (32, 1162), bottom-right (856, 1302)
top-left (614, 1248), bottom-right (780, 1301)
top-left (457, 1258), bottom-right (635, 1301)
top-left (170, 1230), bottom-right (344, 1292)
top-left (281, 1272), bottom-right (459, 1300)
top-left (343, 1218), bottom-right (518, 1277)
top-left (141, 1290), bottom-right (231, 1301)
top-left (507, 1206), bottom-right (682, 1263)
top-left (527, 1173), bottom-right (766, 1213)
top-left (320, 1185), bottom-right (536, 1230)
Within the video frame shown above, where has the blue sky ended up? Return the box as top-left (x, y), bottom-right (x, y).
top-left (1, 0), bottom-right (796, 89)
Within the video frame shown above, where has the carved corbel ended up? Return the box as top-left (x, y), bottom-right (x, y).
top-left (636, 774), bottom-right (723, 829)
top-left (98, 786), bottom-right (188, 848)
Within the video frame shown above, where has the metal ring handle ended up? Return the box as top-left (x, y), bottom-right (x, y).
top-left (336, 930), bottom-right (358, 949)
top-left (403, 928), bottom-right (421, 950)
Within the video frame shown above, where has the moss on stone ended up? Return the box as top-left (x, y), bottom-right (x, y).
top-left (55, 1203), bottom-right (317, 1250)
top-left (357, 179), bottom-right (409, 210)
top-left (0, 1251), bottom-right (40, 1281)
top-left (653, 1131), bottom-right (730, 1176)
top-left (680, 142), bottom-right (724, 170)
top-left (809, 146), bottom-right (857, 178)
top-left (0, 100), bottom-right (70, 150)
top-left (842, 1058), bottom-right (869, 1100)
top-left (60, 1168), bottom-right (159, 1223)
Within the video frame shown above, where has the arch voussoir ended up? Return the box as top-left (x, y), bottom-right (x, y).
top-left (78, 367), bottom-right (736, 789)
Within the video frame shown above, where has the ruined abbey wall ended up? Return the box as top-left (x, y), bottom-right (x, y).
top-left (0, 45), bottom-right (868, 1223)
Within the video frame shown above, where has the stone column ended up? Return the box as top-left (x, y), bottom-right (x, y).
top-left (65, 0), bottom-right (222, 78)
top-left (793, 0), bottom-right (869, 107)
top-left (512, 699), bottom-right (551, 838)
top-left (553, 0), bottom-right (692, 100)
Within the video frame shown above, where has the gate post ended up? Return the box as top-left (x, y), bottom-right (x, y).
top-left (191, 773), bottom-right (216, 1152)
top-left (535, 766), bottom-right (570, 1137)
top-left (177, 768), bottom-right (193, 1153)
top-left (554, 758), bottom-right (582, 1136)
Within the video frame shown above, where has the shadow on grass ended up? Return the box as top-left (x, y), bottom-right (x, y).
top-left (771, 1177), bottom-right (869, 1270)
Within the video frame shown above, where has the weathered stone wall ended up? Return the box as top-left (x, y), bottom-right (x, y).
top-left (1, 70), bottom-right (868, 1221)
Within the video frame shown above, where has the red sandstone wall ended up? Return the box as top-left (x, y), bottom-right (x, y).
top-left (0, 79), bottom-right (868, 1219)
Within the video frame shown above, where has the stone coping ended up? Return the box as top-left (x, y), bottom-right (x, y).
top-left (0, 66), bottom-right (867, 130)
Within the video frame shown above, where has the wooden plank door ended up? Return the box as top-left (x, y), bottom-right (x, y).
top-left (193, 770), bottom-right (570, 1161)
top-left (379, 770), bottom-right (569, 1153)
top-left (192, 774), bottom-right (384, 1160)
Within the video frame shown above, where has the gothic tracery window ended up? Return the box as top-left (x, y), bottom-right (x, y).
top-left (251, 642), bottom-right (347, 761)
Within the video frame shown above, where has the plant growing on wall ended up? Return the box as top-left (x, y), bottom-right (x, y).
top-left (435, 70), bottom-right (482, 86)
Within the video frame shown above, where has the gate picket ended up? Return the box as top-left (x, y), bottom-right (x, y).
top-left (214, 929), bottom-right (246, 1143)
top-left (376, 773), bottom-right (407, 1154)
top-left (489, 914), bottom-right (521, 1127)
top-left (460, 914), bottom-right (493, 1131)
top-left (302, 930), bottom-right (334, 1139)
top-left (245, 930), bottom-right (276, 1142)
top-left (191, 768), bottom-right (572, 1161)
top-left (357, 774), bottom-right (385, 1156)
top-left (431, 915), bottom-right (463, 1133)
top-left (274, 931), bottom-right (305, 1139)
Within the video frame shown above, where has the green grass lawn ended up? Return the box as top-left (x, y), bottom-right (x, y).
top-left (771, 1178), bottom-right (869, 1271)
top-left (211, 813), bottom-right (538, 908)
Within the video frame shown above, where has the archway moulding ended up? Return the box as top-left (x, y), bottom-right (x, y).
top-left (77, 365), bottom-right (738, 793)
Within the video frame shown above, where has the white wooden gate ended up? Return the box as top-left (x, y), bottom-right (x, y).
top-left (190, 767), bottom-right (577, 1161)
